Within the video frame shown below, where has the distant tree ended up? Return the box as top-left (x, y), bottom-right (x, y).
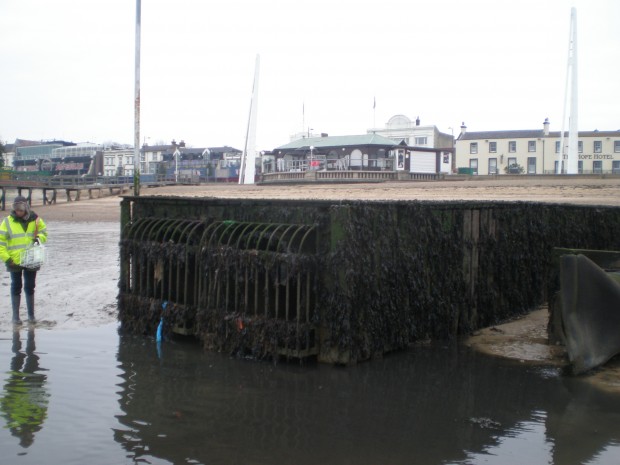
top-left (0, 140), bottom-right (5, 168)
top-left (504, 163), bottom-right (524, 174)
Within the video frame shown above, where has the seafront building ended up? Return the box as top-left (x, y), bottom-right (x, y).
top-left (140, 142), bottom-right (243, 181)
top-left (7, 115), bottom-right (620, 179)
top-left (366, 114), bottom-right (454, 150)
top-left (268, 114), bottom-right (455, 175)
top-left (456, 119), bottom-right (620, 175)
top-left (12, 140), bottom-right (105, 176)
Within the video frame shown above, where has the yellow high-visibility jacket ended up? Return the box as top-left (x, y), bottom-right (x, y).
top-left (0, 213), bottom-right (48, 266)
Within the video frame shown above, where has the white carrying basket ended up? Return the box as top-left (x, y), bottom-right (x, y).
top-left (19, 244), bottom-right (47, 269)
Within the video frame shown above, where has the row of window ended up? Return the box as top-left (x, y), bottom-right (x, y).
top-left (470, 140), bottom-right (620, 154)
top-left (104, 154), bottom-right (158, 165)
top-left (468, 157), bottom-right (620, 175)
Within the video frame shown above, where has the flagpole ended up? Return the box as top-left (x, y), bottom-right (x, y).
top-left (373, 96), bottom-right (376, 128)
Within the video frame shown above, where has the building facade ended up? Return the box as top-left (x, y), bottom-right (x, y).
top-left (367, 114), bottom-right (455, 173)
top-left (140, 143), bottom-right (243, 181)
top-left (103, 148), bottom-right (136, 177)
top-left (456, 119), bottom-right (620, 175)
top-left (272, 134), bottom-right (399, 172)
top-left (367, 114), bottom-right (454, 150)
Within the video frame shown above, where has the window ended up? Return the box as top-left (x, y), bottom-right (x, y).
top-left (528, 141), bottom-right (536, 152)
top-left (527, 157), bottom-right (536, 174)
top-left (414, 137), bottom-right (427, 145)
top-left (508, 141), bottom-right (516, 152)
top-left (507, 157), bottom-right (518, 173)
top-left (555, 160), bottom-right (565, 174)
top-left (594, 141), bottom-right (602, 153)
top-left (469, 158), bottom-right (478, 175)
top-left (488, 158), bottom-right (497, 174)
top-left (470, 143), bottom-right (478, 154)
top-left (555, 141), bottom-right (561, 153)
top-left (578, 161), bottom-right (583, 174)
top-left (615, 141), bottom-right (620, 153)
top-left (593, 160), bottom-right (603, 174)
top-left (613, 161), bottom-right (620, 174)
top-left (489, 142), bottom-right (497, 153)
top-left (578, 141), bottom-right (583, 153)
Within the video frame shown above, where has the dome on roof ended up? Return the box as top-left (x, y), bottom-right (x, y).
top-left (386, 114), bottom-right (412, 128)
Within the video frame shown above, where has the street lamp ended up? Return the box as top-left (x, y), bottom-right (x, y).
top-left (202, 148), bottom-right (211, 182)
top-left (174, 147), bottom-right (181, 183)
top-left (171, 139), bottom-right (185, 183)
top-left (448, 127), bottom-right (454, 147)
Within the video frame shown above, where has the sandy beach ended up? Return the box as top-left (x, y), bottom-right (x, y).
top-left (19, 175), bottom-right (620, 224)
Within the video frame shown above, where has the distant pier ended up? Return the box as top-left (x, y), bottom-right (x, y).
top-left (0, 175), bottom-right (179, 209)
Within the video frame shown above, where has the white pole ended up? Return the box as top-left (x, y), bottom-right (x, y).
top-left (559, 7), bottom-right (579, 175)
top-left (174, 148), bottom-right (180, 183)
top-left (239, 54), bottom-right (260, 185)
top-left (567, 7), bottom-right (579, 175)
top-left (133, 0), bottom-right (141, 195)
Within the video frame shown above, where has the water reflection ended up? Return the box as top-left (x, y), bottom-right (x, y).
top-left (114, 336), bottom-right (620, 465)
top-left (0, 328), bottom-right (49, 449)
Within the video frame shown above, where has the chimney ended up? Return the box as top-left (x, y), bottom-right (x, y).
top-left (460, 122), bottom-right (467, 136)
top-left (543, 117), bottom-right (550, 136)
top-left (415, 116), bottom-right (420, 126)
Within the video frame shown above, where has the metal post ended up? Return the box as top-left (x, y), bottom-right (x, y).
top-left (202, 148), bottom-right (210, 182)
top-left (174, 148), bottom-right (180, 183)
top-left (133, 0), bottom-right (141, 195)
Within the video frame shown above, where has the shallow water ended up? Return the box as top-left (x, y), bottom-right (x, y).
top-left (0, 324), bottom-right (619, 465)
top-left (0, 221), bottom-right (619, 464)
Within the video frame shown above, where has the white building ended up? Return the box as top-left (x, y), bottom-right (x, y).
top-left (456, 119), bottom-right (620, 175)
top-left (103, 148), bottom-right (136, 177)
top-left (367, 114), bottom-right (454, 149)
top-left (367, 114), bottom-right (455, 173)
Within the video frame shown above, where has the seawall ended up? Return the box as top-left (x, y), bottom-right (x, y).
top-left (118, 196), bottom-right (620, 364)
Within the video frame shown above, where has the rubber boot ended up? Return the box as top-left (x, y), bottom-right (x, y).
top-left (26, 294), bottom-right (35, 323)
top-left (11, 294), bottom-right (22, 325)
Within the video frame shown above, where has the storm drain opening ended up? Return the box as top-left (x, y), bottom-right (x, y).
top-left (198, 220), bottom-right (319, 358)
top-left (120, 217), bottom-right (319, 359)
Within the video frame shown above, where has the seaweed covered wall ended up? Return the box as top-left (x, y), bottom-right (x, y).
top-left (119, 197), bottom-right (333, 361)
top-left (118, 196), bottom-right (620, 364)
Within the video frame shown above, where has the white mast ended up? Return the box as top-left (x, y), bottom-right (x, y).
top-left (239, 54), bottom-right (260, 185)
top-left (558, 7), bottom-right (579, 174)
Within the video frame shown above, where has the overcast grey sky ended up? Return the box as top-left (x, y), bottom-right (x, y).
top-left (1, 0), bottom-right (618, 151)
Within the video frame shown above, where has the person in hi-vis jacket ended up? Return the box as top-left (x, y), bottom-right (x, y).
top-left (0, 196), bottom-right (48, 324)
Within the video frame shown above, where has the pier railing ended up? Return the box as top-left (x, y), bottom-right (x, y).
top-left (0, 173), bottom-right (182, 209)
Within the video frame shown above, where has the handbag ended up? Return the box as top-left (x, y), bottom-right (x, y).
top-left (20, 244), bottom-right (46, 269)
top-left (19, 218), bottom-right (46, 269)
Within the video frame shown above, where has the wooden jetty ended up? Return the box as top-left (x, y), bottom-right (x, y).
top-left (0, 175), bottom-right (177, 209)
